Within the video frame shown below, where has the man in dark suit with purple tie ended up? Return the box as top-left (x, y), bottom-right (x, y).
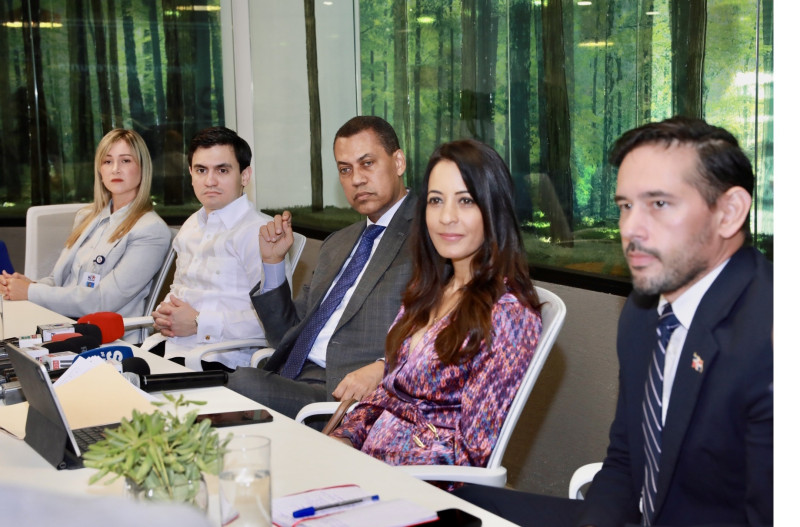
top-left (454, 117), bottom-right (773, 527)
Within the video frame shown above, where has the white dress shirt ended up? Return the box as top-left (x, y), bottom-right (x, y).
top-left (659, 259), bottom-right (729, 423)
top-left (259, 193), bottom-right (408, 368)
top-left (160, 195), bottom-right (271, 368)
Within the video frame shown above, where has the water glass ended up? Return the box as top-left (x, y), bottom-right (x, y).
top-left (219, 435), bottom-right (271, 526)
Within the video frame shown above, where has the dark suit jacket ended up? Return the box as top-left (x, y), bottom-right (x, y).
top-left (578, 246), bottom-right (773, 527)
top-left (251, 194), bottom-right (416, 397)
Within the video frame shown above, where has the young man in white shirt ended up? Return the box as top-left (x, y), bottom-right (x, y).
top-left (147, 127), bottom-right (281, 370)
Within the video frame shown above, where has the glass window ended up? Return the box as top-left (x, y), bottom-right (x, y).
top-left (293, 0), bottom-right (772, 284)
top-left (0, 0), bottom-right (224, 223)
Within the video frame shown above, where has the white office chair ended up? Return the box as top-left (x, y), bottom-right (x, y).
top-left (24, 203), bottom-right (87, 280)
top-left (183, 233), bottom-right (307, 371)
top-left (295, 285), bottom-right (567, 488)
top-left (568, 462), bottom-right (603, 500)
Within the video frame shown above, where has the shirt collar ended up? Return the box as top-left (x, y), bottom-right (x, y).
top-left (198, 194), bottom-right (251, 229)
top-left (105, 200), bottom-right (133, 227)
top-left (658, 258), bottom-right (730, 330)
top-left (367, 190), bottom-right (408, 228)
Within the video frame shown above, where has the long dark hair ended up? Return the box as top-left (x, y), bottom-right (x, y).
top-left (386, 139), bottom-right (540, 368)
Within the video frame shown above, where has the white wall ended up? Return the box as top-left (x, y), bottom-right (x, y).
top-left (230, 0), bottom-right (359, 211)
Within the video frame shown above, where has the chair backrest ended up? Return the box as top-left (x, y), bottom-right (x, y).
top-left (484, 285), bottom-right (567, 469)
top-left (138, 227), bottom-right (179, 343)
top-left (24, 203), bottom-right (87, 280)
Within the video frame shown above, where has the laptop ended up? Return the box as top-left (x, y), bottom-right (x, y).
top-left (5, 341), bottom-right (119, 470)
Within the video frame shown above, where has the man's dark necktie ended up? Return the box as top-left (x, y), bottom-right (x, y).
top-left (641, 302), bottom-right (680, 526)
top-left (280, 224), bottom-right (386, 379)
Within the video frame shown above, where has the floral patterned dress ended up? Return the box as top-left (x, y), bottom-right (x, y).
top-left (330, 292), bottom-right (541, 486)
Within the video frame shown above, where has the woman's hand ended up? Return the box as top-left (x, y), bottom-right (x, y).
top-left (1, 271), bottom-right (32, 300)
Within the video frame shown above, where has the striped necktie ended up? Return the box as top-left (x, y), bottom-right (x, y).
top-left (641, 302), bottom-right (680, 525)
top-left (280, 224), bottom-right (386, 379)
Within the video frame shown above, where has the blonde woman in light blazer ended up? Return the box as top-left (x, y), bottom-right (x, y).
top-left (1, 129), bottom-right (171, 341)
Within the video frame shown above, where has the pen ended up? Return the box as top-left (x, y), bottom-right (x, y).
top-left (292, 494), bottom-right (380, 518)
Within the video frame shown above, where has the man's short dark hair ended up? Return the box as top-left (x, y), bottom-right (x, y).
top-left (334, 116), bottom-right (401, 156)
top-left (610, 116), bottom-right (754, 206)
top-left (188, 126), bottom-right (252, 171)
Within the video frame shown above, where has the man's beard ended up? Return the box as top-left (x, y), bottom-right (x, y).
top-left (626, 239), bottom-right (709, 297)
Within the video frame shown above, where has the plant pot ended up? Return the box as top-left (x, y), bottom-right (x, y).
top-left (124, 476), bottom-right (208, 513)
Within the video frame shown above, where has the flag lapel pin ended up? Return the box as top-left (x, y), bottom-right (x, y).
top-left (691, 352), bottom-right (704, 373)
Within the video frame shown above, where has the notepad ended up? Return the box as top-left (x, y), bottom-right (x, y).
top-left (272, 485), bottom-right (438, 527)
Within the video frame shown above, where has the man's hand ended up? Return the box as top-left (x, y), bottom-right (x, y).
top-left (152, 295), bottom-right (199, 337)
top-left (259, 211), bottom-right (294, 264)
top-left (1, 271), bottom-right (32, 300)
top-left (332, 361), bottom-right (384, 402)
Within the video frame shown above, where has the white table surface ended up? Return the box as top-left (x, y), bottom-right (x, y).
top-left (0, 303), bottom-right (517, 526)
top-left (2, 299), bottom-right (75, 339)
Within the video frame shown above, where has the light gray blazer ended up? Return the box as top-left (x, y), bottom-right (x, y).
top-left (28, 208), bottom-right (171, 325)
top-left (252, 193), bottom-right (417, 396)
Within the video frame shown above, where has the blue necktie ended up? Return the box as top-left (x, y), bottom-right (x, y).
top-left (280, 224), bottom-right (386, 379)
top-left (641, 303), bottom-right (680, 525)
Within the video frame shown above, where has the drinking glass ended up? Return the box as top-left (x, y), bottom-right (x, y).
top-left (219, 434), bottom-right (271, 526)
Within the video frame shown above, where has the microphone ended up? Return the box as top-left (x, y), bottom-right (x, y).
top-left (77, 345), bottom-right (134, 362)
top-left (121, 357), bottom-right (228, 393)
top-left (78, 312), bottom-right (155, 344)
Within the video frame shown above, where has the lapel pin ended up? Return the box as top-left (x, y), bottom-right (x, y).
top-left (691, 352), bottom-right (704, 373)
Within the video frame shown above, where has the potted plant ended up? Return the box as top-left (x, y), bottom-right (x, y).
top-left (83, 393), bottom-right (231, 510)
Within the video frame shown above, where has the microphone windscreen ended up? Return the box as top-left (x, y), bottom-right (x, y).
top-left (78, 345), bottom-right (133, 362)
top-left (72, 323), bottom-right (103, 343)
top-left (51, 332), bottom-right (82, 342)
top-left (122, 356), bottom-right (151, 376)
top-left (42, 334), bottom-right (101, 354)
top-left (77, 312), bottom-right (124, 344)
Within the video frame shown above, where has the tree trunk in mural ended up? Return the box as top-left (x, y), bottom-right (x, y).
top-left (0, 0), bottom-right (18, 200)
top-left (90, 0), bottom-right (112, 133)
top-left (304, 0), bottom-right (323, 212)
top-left (148, 1), bottom-right (166, 121)
top-left (392, 0), bottom-right (411, 179)
top-left (637, 0), bottom-right (655, 124)
top-left (122, 0), bottom-right (146, 132)
top-left (23, 0), bottom-right (50, 205)
top-left (459, 0), bottom-right (497, 146)
top-left (162, 0), bottom-right (185, 205)
top-left (539, 0), bottom-right (574, 244)
top-left (508, 0), bottom-right (533, 223)
top-left (68, 0), bottom-right (94, 200)
top-left (106, 1), bottom-right (123, 127)
top-left (671, 0), bottom-right (706, 118)
top-left (412, 1), bottom-right (423, 184)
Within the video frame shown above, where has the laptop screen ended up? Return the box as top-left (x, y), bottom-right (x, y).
top-left (5, 342), bottom-right (83, 460)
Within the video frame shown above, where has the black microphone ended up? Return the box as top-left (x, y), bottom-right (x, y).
top-left (41, 324), bottom-right (102, 354)
top-left (121, 357), bottom-right (228, 393)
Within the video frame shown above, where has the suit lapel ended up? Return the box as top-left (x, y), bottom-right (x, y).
top-left (53, 214), bottom-right (97, 283)
top-left (652, 247), bottom-right (757, 518)
top-left (336, 195), bottom-right (413, 331)
top-left (310, 222), bottom-right (365, 311)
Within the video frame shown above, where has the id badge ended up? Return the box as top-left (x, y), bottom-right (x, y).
top-left (81, 272), bottom-right (101, 288)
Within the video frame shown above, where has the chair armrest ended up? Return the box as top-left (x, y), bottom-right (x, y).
top-left (397, 465), bottom-right (507, 488)
top-left (568, 462), bottom-right (603, 500)
top-left (183, 338), bottom-right (267, 371)
top-left (249, 347), bottom-right (276, 368)
top-left (295, 401), bottom-right (343, 424)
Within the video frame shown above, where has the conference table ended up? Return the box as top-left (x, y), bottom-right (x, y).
top-left (0, 301), bottom-right (517, 526)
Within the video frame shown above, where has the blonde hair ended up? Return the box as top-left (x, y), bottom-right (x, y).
top-left (66, 129), bottom-right (154, 248)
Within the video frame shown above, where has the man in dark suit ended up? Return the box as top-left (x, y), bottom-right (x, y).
top-left (226, 116), bottom-right (415, 419)
top-left (454, 117), bottom-right (773, 527)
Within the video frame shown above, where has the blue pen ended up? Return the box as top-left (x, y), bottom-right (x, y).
top-left (292, 494), bottom-right (380, 518)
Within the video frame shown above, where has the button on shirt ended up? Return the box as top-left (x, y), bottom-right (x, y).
top-left (259, 194), bottom-right (408, 368)
top-left (659, 259), bottom-right (729, 423)
top-left (163, 195), bottom-right (269, 368)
